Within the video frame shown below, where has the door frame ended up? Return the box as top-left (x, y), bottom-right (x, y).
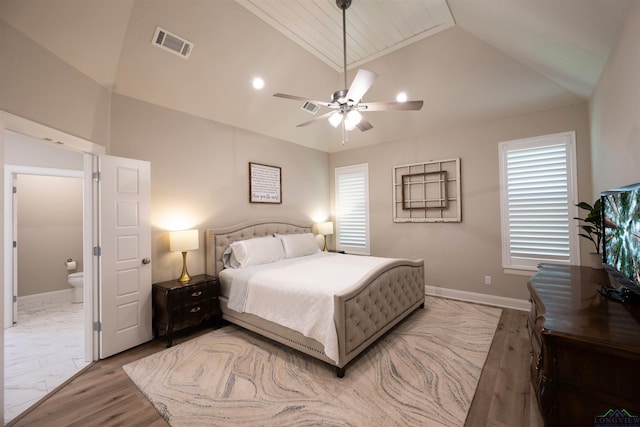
top-left (0, 111), bottom-right (106, 375)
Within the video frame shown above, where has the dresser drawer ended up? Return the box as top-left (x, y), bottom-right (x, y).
top-left (527, 295), bottom-right (544, 403)
top-left (529, 319), bottom-right (543, 394)
top-left (174, 299), bottom-right (213, 322)
top-left (174, 284), bottom-right (213, 304)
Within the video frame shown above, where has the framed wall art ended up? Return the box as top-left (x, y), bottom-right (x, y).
top-left (393, 158), bottom-right (461, 222)
top-left (249, 162), bottom-right (282, 204)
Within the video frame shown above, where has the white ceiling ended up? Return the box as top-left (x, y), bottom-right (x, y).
top-left (0, 0), bottom-right (634, 153)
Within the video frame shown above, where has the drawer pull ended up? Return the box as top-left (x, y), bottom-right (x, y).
top-left (191, 291), bottom-right (202, 297)
top-left (190, 307), bottom-right (201, 313)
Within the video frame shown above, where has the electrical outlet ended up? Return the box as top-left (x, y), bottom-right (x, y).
top-left (484, 275), bottom-right (492, 285)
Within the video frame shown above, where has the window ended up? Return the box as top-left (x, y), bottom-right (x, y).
top-left (335, 163), bottom-right (370, 255)
top-left (499, 131), bottom-right (579, 271)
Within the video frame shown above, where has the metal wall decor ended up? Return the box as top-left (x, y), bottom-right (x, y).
top-left (393, 158), bottom-right (461, 222)
top-left (249, 162), bottom-right (282, 204)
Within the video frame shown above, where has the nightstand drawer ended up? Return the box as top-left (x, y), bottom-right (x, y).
top-left (175, 299), bottom-right (213, 320)
top-left (174, 284), bottom-right (214, 305)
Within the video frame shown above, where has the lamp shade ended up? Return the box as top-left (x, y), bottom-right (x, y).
top-left (317, 221), bottom-right (334, 236)
top-left (328, 112), bottom-right (342, 128)
top-left (169, 229), bottom-right (199, 252)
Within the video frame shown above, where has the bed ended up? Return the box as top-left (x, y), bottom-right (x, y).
top-left (205, 218), bottom-right (425, 377)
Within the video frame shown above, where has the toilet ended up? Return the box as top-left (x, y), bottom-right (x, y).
top-left (67, 272), bottom-right (84, 303)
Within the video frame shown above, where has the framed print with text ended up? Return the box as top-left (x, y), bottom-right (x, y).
top-left (249, 162), bottom-right (282, 204)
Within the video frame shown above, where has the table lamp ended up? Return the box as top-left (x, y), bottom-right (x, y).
top-left (170, 229), bottom-right (199, 282)
top-left (316, 221), bottom-right (334, 252)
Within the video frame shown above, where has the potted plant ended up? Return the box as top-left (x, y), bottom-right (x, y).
top-left (574, 199), bottom-right (603, 267)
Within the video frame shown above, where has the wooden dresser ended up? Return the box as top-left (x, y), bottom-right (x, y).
top-left (152, 274), bottom-right (220, 347)
top-left (528, 264), bottom-right (640, 426)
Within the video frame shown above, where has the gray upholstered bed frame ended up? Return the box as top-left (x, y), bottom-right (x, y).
top-left (205, 218), bottom-right (425, 377)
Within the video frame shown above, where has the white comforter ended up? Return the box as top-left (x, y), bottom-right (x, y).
top-left (221, 252), bottom-right (394, 363)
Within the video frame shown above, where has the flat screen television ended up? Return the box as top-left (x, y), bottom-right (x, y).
top-left (600, 182), bottom-right (640, 304)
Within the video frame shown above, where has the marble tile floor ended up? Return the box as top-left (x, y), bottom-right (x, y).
top-left (4, 299), bottom-right (90, 424)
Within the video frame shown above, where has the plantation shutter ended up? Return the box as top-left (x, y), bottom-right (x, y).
top-left (335, 163), bottom-right (370, 255)
top-left (499, 132), bottom-right (579, 270)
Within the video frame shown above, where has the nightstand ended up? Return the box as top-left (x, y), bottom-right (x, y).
top-left (152, 274), bottom-right (220, 347)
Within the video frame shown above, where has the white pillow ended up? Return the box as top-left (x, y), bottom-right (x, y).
top-left (222, 246), bottom-right (240, 269)
top-left (279, 233), bottom-right (320, 258)
top-left (227, 236), bottom-right (285, 268)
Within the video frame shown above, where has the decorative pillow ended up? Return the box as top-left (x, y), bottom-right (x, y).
top-left (279, 233), bottom-right (320, 258)
top-left (222, 246), bottom-right (240, 269)
top-left (227, 236), bottom-right (285, 268)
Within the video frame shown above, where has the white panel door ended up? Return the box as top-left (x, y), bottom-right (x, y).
top-left (99, 155), bottom-right (152, 358)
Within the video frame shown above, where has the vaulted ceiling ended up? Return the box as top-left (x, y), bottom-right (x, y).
top-left (0, 0), bottom-right (633, 152)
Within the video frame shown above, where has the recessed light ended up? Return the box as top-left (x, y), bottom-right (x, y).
top-left (396, 92), bottom-right (408, 103)
top-left (252, 77), bottom-right (265, 90)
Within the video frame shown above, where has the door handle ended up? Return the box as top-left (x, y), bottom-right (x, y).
top-left (142, 258), bottom-right (151, 265)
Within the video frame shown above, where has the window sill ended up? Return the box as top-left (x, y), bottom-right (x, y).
top-left (503, 268), bottom-right (537, 277)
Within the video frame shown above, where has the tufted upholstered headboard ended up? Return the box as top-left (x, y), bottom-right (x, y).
top-left (205, 218), bottom-right (312, 278)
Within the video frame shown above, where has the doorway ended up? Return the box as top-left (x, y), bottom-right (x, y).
top-left (5, 178), bottom-right (90, 418)
top-left (3, 144), bottom-right (90, 422)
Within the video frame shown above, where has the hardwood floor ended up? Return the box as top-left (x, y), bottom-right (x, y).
top-left (8, 307), bottom-right (542, 427)
top-left (466, 308), bottom-right (543, 427)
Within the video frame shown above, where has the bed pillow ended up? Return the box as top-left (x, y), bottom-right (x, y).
top-left (279, 233), bottom-right (320, 258)
top-left (227, 235), bottom-right (285, 268)
top-left (222, 246), bottom-right (240, 269)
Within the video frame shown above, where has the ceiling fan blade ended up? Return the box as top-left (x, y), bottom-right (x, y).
top-left (357, 118), bottom-right (374, 132)
top-left (346, 69), bottom-right (378, 103)
top-left (359, 100), bottom-right (424, 111)
top-left (273, 93), bottom-right (333, 108)
top-left (295, 111), bottom-right (335, 127)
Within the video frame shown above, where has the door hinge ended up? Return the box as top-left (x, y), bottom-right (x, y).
top-left (93, 246), bottom-right (101, 256)
top-left (12, 186), bottom-right (17, 194)
top-left (93, 172), bottom-right (101, 182)
top-left (93, 321), bottom-right (102, 332)
top-left (13, 295), bottom-right (17, 303)
top-left (13, 241), bottom-right (17, 248)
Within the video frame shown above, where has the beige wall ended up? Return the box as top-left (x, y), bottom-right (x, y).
top-left (330, 102), bottom-right (592, 301)
top-left (0, 19), bottom-right (111, 147)
top-left (109, 94), bottom-right (330, 283)
top-left (589, 1), bottom-right (640, 195)
top-left (0, 9), bottom-right (613, 303)
top-left (17, 175), bottom-right (83, 296)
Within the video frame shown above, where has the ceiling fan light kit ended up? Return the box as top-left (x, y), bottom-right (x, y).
top-left (328, 112), bottom-right (342, 128)
top-left (273, 0), bottom-right (423, 144)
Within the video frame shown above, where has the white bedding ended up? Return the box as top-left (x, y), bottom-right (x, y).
top-left (218, 252), bottom-right (395, 363)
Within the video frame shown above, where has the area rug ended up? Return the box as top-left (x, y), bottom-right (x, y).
top-left (123, 297), bottom-right (501, 426)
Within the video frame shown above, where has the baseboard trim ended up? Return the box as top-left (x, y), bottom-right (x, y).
top-left (425, 286), bottom-right (530, 311)
top-left (18, 289), bottom-right (72, 306)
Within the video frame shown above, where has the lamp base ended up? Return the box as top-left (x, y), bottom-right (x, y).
top-left (178, 251), bottom-right (191, 283)
top-left (323, 236), bottom-right (328, 252)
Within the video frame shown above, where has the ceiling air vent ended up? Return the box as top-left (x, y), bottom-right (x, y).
top-left (152, 26), bottom-right (193, 59)
top-left (301, 101), bottom-right (320, 115)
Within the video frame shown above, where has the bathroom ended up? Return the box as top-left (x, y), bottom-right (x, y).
top-left (4, 131), bottom-right (89, 422)
top-left (16, 174), bottom-right (84, 306)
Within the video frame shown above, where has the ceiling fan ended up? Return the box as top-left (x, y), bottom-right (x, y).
top-left (273, 0), bottom-right (424, 143)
